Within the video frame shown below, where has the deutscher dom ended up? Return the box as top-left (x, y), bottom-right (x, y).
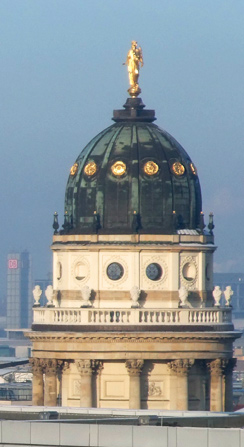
top-left (27, 42), bottom-right (240, 411)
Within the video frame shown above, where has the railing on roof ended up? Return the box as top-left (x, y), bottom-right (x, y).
top-left (32, 307), bottom-right (232, 326)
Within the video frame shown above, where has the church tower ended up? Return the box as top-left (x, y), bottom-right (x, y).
top-left (26, 42), bottom-right (240, 411)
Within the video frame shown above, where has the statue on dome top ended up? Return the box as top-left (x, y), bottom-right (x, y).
top-left (124, 41), bottom-right (143, 98)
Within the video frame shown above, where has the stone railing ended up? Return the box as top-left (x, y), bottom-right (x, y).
top-left (33, 307), bottom-right (232, 326)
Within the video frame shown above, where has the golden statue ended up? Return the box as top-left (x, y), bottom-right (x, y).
top-left (124, 41), bottom-right (143, 97)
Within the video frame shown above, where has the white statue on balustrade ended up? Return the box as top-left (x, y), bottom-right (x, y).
top-left (45, 285), bottom-right (54, 307)
top-left (212, 285), bottom-right (222, 307)
top-left (178, 285), bottom-right (191, 308)
top-left (81, 285), bottom-right (92, 307)
top-left (130, 286), bottom-right (141, 308)
top-left (33, 285), bottom-right (42, 307)
top-left (224, 286), bottom-right (233, 307)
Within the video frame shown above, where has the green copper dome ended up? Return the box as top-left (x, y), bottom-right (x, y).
top-left (64, 99), bottom-right (202, 235)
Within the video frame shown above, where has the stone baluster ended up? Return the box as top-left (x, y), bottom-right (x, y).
top-left (223, 358), bottom-right (236, 411)
top-left (168, 359), bottom-right (194, 410)
top-left (125, 360), bottom-right (144, 409)
top-left (207, 359), bottom-right (225, 412)
top-left (75, 360), bottom-right (93, 407)
top-left (29, 358), bottom-right (44, 406)
top-left (42, 359), bottom-right (58, 406)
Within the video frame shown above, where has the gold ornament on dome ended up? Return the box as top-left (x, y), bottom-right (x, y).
top-left (172, 162), bottom-right (185, 176)
top-left (143, 161), bottom-right (159, 176)
top-left (111, 161), bottom-right (126, 176)
top-left (84, 161), bottom-right (97, 176)
top-left (70, 163), bottom-right (79, 176)
top-left (123, 41), bottom-right (143, 98)
top-left (190, 163), bottom-right (197, 175)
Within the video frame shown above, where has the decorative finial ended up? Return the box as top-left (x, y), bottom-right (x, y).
top-left (124, 41), bottom-right (143, 98)
top-left (52, 212), bottom-right (59, 234)
top-left (208, 212), bottom-right (215, 235)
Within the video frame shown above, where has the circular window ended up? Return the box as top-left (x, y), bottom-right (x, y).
top-left (111, 161), bottom-right (126, 177)
top-left (107, 262), bottom-right (124, 281)
top-left (146, 263), bottom-right (162, 281)
top-left (182, 262), bottom-right (196, 282)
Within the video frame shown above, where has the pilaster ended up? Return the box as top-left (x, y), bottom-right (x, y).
top-left (75, 360), bottom-right (93, 407)
top-left (42, 359), bottom-right (58, 406)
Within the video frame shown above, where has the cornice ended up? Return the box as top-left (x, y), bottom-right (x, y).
top-left (25, 330), bottom-right (241, 343)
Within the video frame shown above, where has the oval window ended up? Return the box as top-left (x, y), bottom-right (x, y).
top-left (75, 262), bottom-right (88, 280)
top-left (182, 262), bottom-right (196, 281)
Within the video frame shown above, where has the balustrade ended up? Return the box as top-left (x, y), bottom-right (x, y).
top-left (33, 307), bottom-right (232, 326)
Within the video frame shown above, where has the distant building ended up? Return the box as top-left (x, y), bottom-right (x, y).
top-left (214, 273), bottom-right (244, 318)
top-left (7, 251), bottom-right (32, 329)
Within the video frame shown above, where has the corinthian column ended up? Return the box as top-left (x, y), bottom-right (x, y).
top-left (29, 358), bottom-right (44, 406)
top-left (42, 359), bottom-right (58, 406)
top-left (168, 359), bottom-right (194, 410)
top-left (125, 360), bottom-right (144, 409)
top-left (76, 360), bottom-right (93, 407)
top-left (208, 359), bottom-right (225, 412)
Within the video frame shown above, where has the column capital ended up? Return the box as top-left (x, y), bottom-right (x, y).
top-left (75, 360), bottom-right (92, 375)
top-left (168, 359), bottom-right (194, 375)
top-left (29, 358), bottom-right (43, 375)
top-left (207, 359), bottom-right (227, 376)
top-left (41, 359), bottom-right (58, 375)
top-left (125, 360), bottom-right (144, 376)
top-left (222, 358), bottom-right (237, 374)
top-left (91, 360), bottom-right (103, 375)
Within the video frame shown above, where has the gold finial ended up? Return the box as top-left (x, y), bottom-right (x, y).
top-left (124, 41), bottom-right (143, 97)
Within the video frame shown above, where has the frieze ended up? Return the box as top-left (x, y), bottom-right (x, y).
top-left (26, 332), bottom-right (239, 343)
top-left (147, 381), bottom-right (163, 397)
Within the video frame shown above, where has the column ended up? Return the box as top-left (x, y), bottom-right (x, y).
top-left (43, 359), bottom-right (58, 406)
top-left (29, 358), bottom-right (44, 406)
top-left (223, 358), bottom-right (236, 411)
top-left (91, 361), bottom-right (103, 408)
top-left (57, 361), bottom-right (70, 406)
top-left (208, 359), bottom-right (224, 412)
top-left (76, 360), bottom-right (93, 407)
top-left (125, 360), bottom-right (144, 409)
top-left (168, 359), bottom-right (194, 410)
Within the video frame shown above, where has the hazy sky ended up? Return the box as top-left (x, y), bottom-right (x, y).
top-left (1, 0), bottom-right (244, 290)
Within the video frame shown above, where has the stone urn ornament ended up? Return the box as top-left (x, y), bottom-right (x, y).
top-left (224, 286), bottom-right (233, 307)
top-left (212, 285), bottom-right (222, 307)
top-left (81, 285), bottom-right (92, 307)
top-left (45, 285), bottom-right (54, 307)
top-left (178, 285), bottom-right (189, 307)
top-left (130, 286), bottom-right (141, 308)
top-left (33, 285), bottom-right (42, 307)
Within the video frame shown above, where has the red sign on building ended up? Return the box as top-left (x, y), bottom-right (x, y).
top-left (8, 259), bottom-right (18, 269)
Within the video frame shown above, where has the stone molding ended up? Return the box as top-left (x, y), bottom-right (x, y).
top-left (125, 359), bottom-right (144, 376)
top-left (167, 359), bottom-right (194, 375)
top-left (26, 331), bottom-right (240, 343)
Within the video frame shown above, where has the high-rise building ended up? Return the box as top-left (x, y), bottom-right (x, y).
top-left (7, 251), bottom-right (32, 329)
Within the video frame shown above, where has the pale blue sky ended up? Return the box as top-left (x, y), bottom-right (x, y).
top-left (1, 0), bottom-right (244, 288)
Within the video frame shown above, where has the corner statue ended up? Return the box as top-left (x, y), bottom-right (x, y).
top-left (124, 41), bottom-right (143, 97)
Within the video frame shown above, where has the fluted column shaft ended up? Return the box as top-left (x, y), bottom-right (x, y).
top-left (30, 358), bottom-right (44, 406)
top-left (125, 360), bottom-right (144, 409)
top-left (168, 359), bottom-right (194, 411)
